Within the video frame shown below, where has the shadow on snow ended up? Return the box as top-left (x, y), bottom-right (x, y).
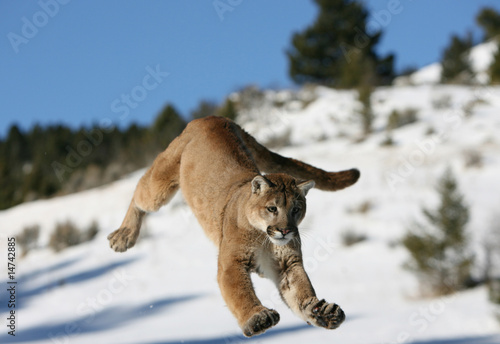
top-left (410, 334), bottom-right (500, 344)
top-left (0, 294), bottom-right (202, 343)
top-left (0, 256), bottom-right (139, 313)
top-left (144, 323), bottom-right (314, 344)
top-left (144, 315), bottom-right (362, 344)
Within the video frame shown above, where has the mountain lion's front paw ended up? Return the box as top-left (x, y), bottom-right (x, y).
top-left (242, 307), bottom-right (280, 337)
top-left (107, 227), bottom-right (138, 252)
top-left (305, 299), bottom-right (345, 330)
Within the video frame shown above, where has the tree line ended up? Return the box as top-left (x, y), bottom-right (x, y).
top-left (0, 104), bottom-right (184, 210)
top-left (0, 96), bottom-right (239, 210)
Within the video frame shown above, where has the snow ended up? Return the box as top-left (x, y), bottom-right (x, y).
top-left (470, 40), bottom-right (499, 84)
top-left (2, 83), bottom-right (500, 343)
top-left (409, 63), bottom-right (442, 85)
top-left (393, 40), bottom-right (499, 86)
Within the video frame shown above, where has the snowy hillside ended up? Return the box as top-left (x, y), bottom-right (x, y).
top-left (394, 40), bottom-right (499, 86)
top-left (2, 83), bottom-right (500, 344)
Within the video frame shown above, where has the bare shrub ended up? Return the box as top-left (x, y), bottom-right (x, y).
top-left (264, 128), bottom-right (292, 149)
top-left (341, 229), bottom-right (368, 247)
top-left (425, 126), bottom-right (436, 136)
top-left (49, 220), bottom-right (99, 252)
top-left (484, 215), bottom-right (500, 282)
top-left (484, 215), bottom-right (500, 323)
top-left (380, 134), bottom-right (395, 147)
top-left (83, 221), bottom-right (99, 242)
top-left (387, 108), bottom-right (418, 130)
top-left (237, 85), bottom-right (265, 110)
top-left (489, 279), bottom-right (500, 324)
top-left (432, 94), bottom-right (452, 110)
top-left (301, 96), bottom-right (317, 109)
top-left (489, 279), bottom-right (500, 302)
top-left (49, 221), bottom-right (81, 252)
top-left (463, 98), bottom-right (488, 117)
top-left (17, 224), bottom-right (40, 257)
top-left (463, 149), bottom-right (483, 168)
top-left (347, 200), bottom-right (373, 214)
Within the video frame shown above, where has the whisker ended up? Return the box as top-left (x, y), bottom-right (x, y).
top-left (299, 229), bottom-right (315, 243)
top-left (260, 234), bottom-right (270, 248)
top-left (256, 236), bottom-right (266, 246)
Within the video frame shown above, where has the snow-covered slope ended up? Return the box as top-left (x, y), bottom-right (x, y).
top-left (1, 84), bottom-right (500, 344)
top-left (394, 40), bottom-right (499, 86)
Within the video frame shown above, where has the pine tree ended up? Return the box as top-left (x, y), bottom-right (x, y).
top-left (440, 33), bottom-right (474, 84)
top-left (476, 7), bottom-right (500, 41)
top-left (402, 168), bottom-right (473, 296)
top-left (287, 0), bottom-right (393, 88)
top-left (150, 104), bottom-right (187, 149)
top-left (191, 100), bottom-right (218, 120)
top-left (357, 82), bottom-right (374, 135)
top-left (216, 98), bottom-right (238, 121)
top-left (489, 43), bottom-right (500, 84)
top-left (1, 125), bottom-right (30, 208)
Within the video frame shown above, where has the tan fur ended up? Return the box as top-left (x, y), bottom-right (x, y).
top-left (107, 116), bottom-right (359, 337)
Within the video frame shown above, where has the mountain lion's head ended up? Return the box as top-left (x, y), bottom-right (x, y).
top-left (247, 173), bottom-right (315, 246)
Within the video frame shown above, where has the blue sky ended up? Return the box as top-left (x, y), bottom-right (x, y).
top-left (1, 0), bottom-right (500, 138)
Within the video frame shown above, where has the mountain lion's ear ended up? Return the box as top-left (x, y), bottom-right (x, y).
top-left (252, 176), bottom-right (271, 195)
top-left (298, 180), bottom-right (315, 196)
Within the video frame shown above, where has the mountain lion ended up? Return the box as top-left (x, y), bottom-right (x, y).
top-left (107, 116), bottom-right (360, 337)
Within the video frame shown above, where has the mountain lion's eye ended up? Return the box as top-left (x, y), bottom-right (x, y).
top-left (267, 206), bottom-right (277, 213)
top-left (292, 207), bottom-right (300, 215)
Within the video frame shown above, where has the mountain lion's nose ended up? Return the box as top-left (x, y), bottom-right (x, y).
top-left (281, 228), bottom-right (290, 235)
top-left (279, 227), bottom-right (295, 236)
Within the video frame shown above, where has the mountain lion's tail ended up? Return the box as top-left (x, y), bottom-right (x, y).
top-left (239, 128), bottom-right (360, 192)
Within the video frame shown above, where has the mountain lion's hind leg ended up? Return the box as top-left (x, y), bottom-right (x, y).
top-left (108, 136), bottom-right (184, 252)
